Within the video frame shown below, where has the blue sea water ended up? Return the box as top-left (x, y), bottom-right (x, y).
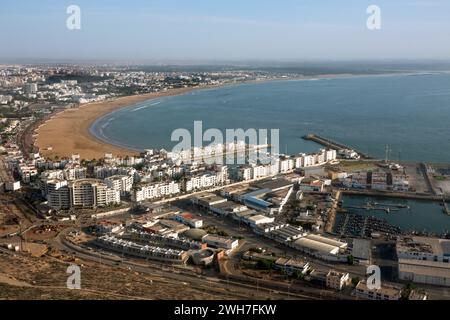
top-left (91, 73), bottom-right (450, 162)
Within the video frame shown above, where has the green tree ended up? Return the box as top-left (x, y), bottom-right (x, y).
top-left (351, 276), bottom-right (361, 287)
top-left (347, 255), bottom-right (354, 265)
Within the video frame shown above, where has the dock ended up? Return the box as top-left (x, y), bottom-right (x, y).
top-left (443, 198), bottom-right (450, 215)
top-left (302, 134), bottom-right (372, 159)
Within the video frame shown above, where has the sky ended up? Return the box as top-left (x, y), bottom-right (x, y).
top-left (1, 0), bottom-right (450, 62)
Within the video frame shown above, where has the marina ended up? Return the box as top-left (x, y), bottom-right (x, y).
top-left (335, 195), bottom-right (450, 237)
top-left (335, 214), bottom-right (402, 238)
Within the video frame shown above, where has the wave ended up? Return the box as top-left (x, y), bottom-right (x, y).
top-left (131, 101), bottom-right (161, 112)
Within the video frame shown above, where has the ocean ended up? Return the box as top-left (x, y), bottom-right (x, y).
top-left (90, 73), bottom-right (450, 163)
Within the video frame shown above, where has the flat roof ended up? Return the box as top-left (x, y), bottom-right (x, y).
top-left (251, 178), bottom-right (293, 191)
top-left (356, 281), bottom-right (401, 297)
top-left (212, 201), bottom-right (242, 209)
top-left (352, 239), bottom-right (372, 260)
top-left (275, 257), bottom-right (308, 268)
top-left (203, 234), bottom-right (237, 245)
top-left (247, 214), bottom-right (272, 223)
top-left (397, 237), bottom-right (450, 256)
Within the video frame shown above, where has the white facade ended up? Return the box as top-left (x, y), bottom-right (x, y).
top-left (184, 169), bottom-right (227, 192)
top-left (397, 237), bottom-right (450, 264)
top-left (202, 235), bottom-right (238, 250)
top-left (40, 179), bottom-right (68, 198)
top-left (63, 167), bottom-right (87, 181)
top-left (69, 179), bottom-right (120, 208)
top-left (326, 271), bottom-right (350, 290)
top-left (105, 175), bottom-right (133, 196)
top-left (133, 181), bottom-right (180, 202)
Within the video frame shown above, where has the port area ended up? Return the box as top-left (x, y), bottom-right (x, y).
top-left (302, 134), bottom-right (373, 159)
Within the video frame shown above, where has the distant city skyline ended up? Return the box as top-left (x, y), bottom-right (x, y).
top-left (1, 0), bottom-right (450, 62)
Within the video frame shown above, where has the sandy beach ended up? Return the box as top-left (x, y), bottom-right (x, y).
top-left (35, 87), bottom-right (201, 160)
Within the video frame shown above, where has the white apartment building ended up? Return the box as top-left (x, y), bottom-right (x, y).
top-left (63, 167), bottom-right (87, 181)
top-left (325, 149), bottom-right (337, 162)
top-left (105, 175), bottom-right (134, 196)
top-left (40, 169), bottom-right (64, 181)
top-left (133, 181), bottom-right (181, 202)
top-left (237, 166), bottom-right (252, 181)
top-left (279, 158), bottom-right (294, 173)
top-left (40, 179), bottom-right (68, 198)
top-left (69, 179), bottom-right (120, 208)
top-left (94, 166), bottom-right (135, 179)
top-left (302, 154), bottom-right (316, 167)
top-left (294, 149), bottom-right (337, 169)
top-left (184, 168), bottom-right (228, 192)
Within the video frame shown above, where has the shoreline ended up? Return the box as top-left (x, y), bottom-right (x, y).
top-left (35, 77), bottom-right (296, 160)
top-left (35, 72), bottom-right (420, 160)
top-left (35, 86), bottom-right (209, 160)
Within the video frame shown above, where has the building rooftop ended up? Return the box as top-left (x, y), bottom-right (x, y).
top-left (352, 238), bottom-right (372, 261)
top-left (275, 257), bottom-right (308, 268)
top-left (356, 280), bottom-right (401, 297)
top-left (250, 178), bottom-right (293, 191)
top-left (305, 234), bottom-right (347, 249)
top-left (294, 238), bottom-right (340, 255)
top-left (397, 237), bottom-right (450, 256)
top-left (202, 234), bottom-right (237, 246)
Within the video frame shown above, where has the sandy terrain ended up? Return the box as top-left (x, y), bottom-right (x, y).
top-left (0, 247), bottom-right (240, 300)
top-left (35, 87), bottom-right (201, 160)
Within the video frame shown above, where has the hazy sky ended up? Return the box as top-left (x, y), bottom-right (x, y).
top-left (1, 0), bottom-right (450, 62)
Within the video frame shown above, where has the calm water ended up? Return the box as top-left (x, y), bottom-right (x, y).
top-left (338, 195), bottom-right (450, 235)
top-left (91, 73), bottom-right (450, 162)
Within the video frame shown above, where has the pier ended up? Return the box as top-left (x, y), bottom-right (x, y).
top-left (443, 198), bottom-right (450, 215)
top-left (325, 190), bottom-right (342, 233)
top-left (302, 134), bottom-right (372, 159)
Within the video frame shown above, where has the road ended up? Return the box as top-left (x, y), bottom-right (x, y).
top-left (50, 229), bottom-right (314, 300)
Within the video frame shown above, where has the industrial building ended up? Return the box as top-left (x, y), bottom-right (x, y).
top-left (191, 192), bottom-right (228, 210)
top-left (246, 214), bottom-right (275, 228)
top-left (292, 234), bottom-right (347, 257)
top-left (96, 235), bottom-right (188, 264)
top-left (173, 212), bottom-right (203, 228)
top-left (202, 234), bottom-right (238, 251)
top-left (274, 257), bottom-right (310, 275)
top-left (396, 236), bottom-right (450, 263)
top-left (398, 259), bottom-right (450, 287)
